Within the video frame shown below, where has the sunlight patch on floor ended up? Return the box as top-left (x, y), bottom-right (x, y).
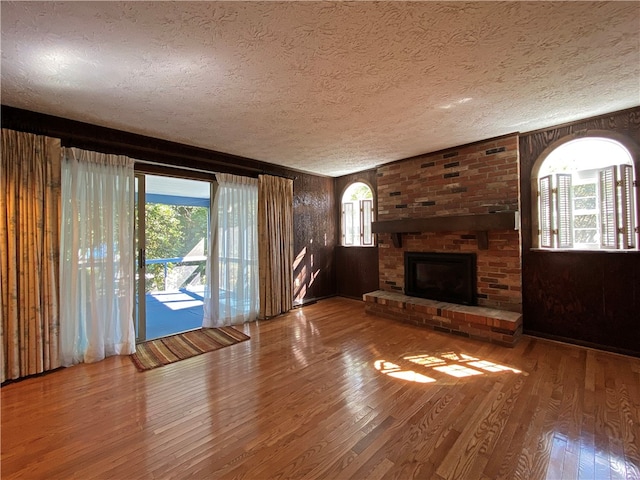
top-left (374, 360), bottom-right (436, 383)
top-left (374, 351), bottom-right (524, 383)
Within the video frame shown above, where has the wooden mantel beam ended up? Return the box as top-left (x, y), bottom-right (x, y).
top-left (372, 211), bottom-right (519, 249)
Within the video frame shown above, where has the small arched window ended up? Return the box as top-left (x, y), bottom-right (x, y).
top-left (341, 182), bottom-right (375, 246)
top-left (533, 136), bottom-right (638, 250)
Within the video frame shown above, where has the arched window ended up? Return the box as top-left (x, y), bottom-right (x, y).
top-left (533, 136), bottom-right (638, 250)
top-left (341, 181), bottom-right (375, 246)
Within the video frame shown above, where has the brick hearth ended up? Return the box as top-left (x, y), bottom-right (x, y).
top-left (364, 290), bottom-right (523, 347)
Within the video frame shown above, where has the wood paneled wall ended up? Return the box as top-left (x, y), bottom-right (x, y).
top-left (1, 105), bottom-right (337, 306)
top-left (293, 174), bottom-right (336, 304)
top-left (334, 169), bottom-right (379, 299)
top-left (519, 107), bottom-right (640, 356)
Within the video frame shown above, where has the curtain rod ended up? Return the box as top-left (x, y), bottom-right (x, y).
top-left (136, 159), bottom-right (298, 181)
top-left (134, 158), bottom-right (220, 176)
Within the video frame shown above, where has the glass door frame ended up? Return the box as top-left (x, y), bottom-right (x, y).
top-left (135, 173), bottom-right (147, 342)
top-left (134, 169), bottom-right (215, 343)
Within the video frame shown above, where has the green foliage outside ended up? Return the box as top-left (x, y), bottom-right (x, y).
top-left (144, 204), bottom-right (209, 291)
top-left (346, 182), bottom-right (373, 201)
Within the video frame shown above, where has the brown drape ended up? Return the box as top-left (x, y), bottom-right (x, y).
top-left (1, 129), bottom-right (61, 382)
top-left (258, 175), bottom-right (293, 319)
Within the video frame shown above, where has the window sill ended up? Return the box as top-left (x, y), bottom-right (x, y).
top-left (530, 248), bottom-right (639, 253)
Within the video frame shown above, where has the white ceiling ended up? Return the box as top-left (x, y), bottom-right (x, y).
top-left (1, 2), bottom-right (639, 177)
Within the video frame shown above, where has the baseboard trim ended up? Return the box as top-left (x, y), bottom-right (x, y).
top-left (523, 330), bottom-right (640, 359)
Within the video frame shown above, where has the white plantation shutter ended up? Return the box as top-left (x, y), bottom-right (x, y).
top-left (556, 174), bottom-right (573, 248)
top-left (539, 175), bottom-right (553, 248)
top-left (619, 164), bottom-right (636, 249)
top-left (361, 199), bottom-right (373, 246)
top-left (599, 166), bottom-right (618, 248)
top-left (535, 137), bottom-right (637, 251)
top-left (343, 201), bottom-right (354, 245)
top-left (341, 182), bottom-right (375, 247)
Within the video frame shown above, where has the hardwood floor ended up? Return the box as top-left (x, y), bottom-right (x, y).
top-left (2, 297), bottom-right (639, 480)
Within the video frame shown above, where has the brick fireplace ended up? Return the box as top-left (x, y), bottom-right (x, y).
top-left (364, 134), bottom-right (523, 346)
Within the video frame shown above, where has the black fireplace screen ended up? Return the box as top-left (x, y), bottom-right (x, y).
top-left (404, 252), bottom-right (477, 305)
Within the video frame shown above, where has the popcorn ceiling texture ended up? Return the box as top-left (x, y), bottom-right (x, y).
top-left (1, 2), bottom-right (638, 176)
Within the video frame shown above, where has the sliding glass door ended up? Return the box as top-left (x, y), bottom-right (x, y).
top-left (134, 174), bottom-right (212, 341)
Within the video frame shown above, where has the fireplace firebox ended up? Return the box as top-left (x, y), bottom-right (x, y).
top-left (404, 252), bottom-right (477, 305)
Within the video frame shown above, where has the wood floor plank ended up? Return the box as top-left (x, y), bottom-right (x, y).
top-left (2, 297), bottom-right (639, 480)
top-left (546, 433), bottom-right (568, 479)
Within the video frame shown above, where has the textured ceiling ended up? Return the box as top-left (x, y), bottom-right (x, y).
top-left (1, 2), bottom-right (639, 177)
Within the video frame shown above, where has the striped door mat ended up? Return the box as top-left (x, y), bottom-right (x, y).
top-left (130, 326), bottom-right (250, 371)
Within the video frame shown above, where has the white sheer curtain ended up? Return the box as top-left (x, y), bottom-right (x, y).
top-left (60, 148), bottom-right (136, 366)
top-left (203, 173), bottom-right (259, 327)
